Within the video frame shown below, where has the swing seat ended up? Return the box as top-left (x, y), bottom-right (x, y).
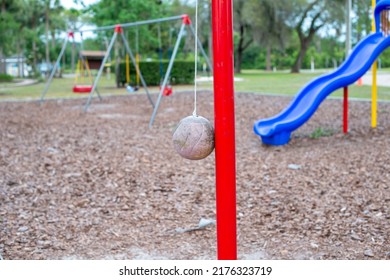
top-left (126, 85), bottom-right (139, 93)
top-left (161, 85), bottom-right (173, 96)
top-left (73, 85), bottom-right (93, 93)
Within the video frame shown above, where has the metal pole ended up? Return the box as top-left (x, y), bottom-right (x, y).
top-left (346, 0), bottom-right (352, 55)
top-left (372, 0), bottom-right (377, 128)
top-left (83, 30), bottom-right (118, 112)
top-left (343, 87), bottom-right (348, 134)
top-left (78, 15), bottom-right (184, 33)
top-left (136, 28), bottom-right (139, 54)
top-left (212, 0), bottom-right (237, 260)
top-left (136, 27), bottom-right (140, 86)
top-left (120, 32), bottom-right (155, 108)
top-left (188, 23), bottom-right (213, 73)
top-left (158, 24), bottom-right (164, 78)
top-left (344, 0), bottom-right (351, 135)
top-left (148, 23), bottom-right (186, 128)
top-left (40, 34), bottom-right (70, 103)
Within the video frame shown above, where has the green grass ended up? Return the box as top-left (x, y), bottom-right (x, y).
top-left (234, 70), bottom-right (321, 95)
top-left (235, 70), bottom-right (390, 101)
top-left (309, 127), bottom-right (335, 139)
top-left (197, 69), bottom-right (390, 100)
top-left (0, 76), bottom-right (160, 101)
top-left (2, 70), bottom-right (390, 101)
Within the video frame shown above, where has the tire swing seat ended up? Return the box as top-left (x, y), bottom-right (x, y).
top-left (73, 85), bottom-right (93, 93)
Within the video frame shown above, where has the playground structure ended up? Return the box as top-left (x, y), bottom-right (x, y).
top-left (124, 43), bottom-right (140, 92)
top-left (157, 23), bottom-right (173, 97)
top-left (40, 15), bottom-right (212, 127)
top-left (254, 0), bottom-right (390, 146)
top-left (37, 11), bottom-right (232, 260)
top-left (72, 50), bottom-right (103, 93)
top-left (35, 0), bottom-right (390, 262)
top-left (4, 1), bottom-right (390, 263)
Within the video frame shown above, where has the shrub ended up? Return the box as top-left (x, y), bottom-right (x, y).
top-left (115, 60), bottom-right (194, 87)
top-left (0, 74), bottom-right (13, 83)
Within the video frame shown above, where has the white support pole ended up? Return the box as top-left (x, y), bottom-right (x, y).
top-left (346, 0), bottom-right (352, 55)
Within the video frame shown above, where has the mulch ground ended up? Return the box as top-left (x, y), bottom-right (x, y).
top-left (0, 90), bottom-right (389, 260)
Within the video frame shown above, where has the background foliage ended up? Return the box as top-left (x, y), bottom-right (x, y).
top-left (0, 0), bottom-right (386, 79)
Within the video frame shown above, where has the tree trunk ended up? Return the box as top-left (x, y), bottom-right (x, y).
top-left (266, 45), bottom-right (272, 71)
top-left (207, 5), bottom-right (213, 70)
top-left (0, 47), bottom-right (5, 75)
top-left (59, 46), bottom-right (64, 78)
top-left (290, 1), bottom-right (323, 73)
top-left (235, 25), bottom-right (245, 74)
top-left (291, 41), bottom-right (309, 73)
top-left (51, 30), bottom-right (56, 49)
top-left (235, 49), bottom-right (242, 74)
top-left (0, 1), bottom-right (6, 74)
top-left (32, 40), bottom-right (37, 75)
top-left (208, 28), bottom-right (213, 70)
top-left (45, 9), bottom-right (50, 78)
top-left (16, 39), bottom-right (21, 77)
top-left (234, 15), bottom-right (253, 74)
top-left (71, 39), bottom-right (75, 73)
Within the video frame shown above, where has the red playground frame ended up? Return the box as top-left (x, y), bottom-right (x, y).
top-left (211, 0), bottom-right (237, 260)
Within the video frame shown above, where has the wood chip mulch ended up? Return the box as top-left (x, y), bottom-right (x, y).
top-left (0, 90), bottom-right (389, 260)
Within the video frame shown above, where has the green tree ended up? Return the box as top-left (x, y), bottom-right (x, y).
top-left (0, 0), bottom-right (21, 74)
top-left (88, 0), bottom-right (163, 27)
top-left (25, 0), bottom-right (46, 76)
top-left (41, 0), bottom-right (65, 76)
top-left (63, 8), bottom-right (86, 73)
top-left (167, 0), bottom-right (212, 64)
top-left (13, 0), bottom-right (33, 77)
top-left (352, 0), bottom-right (372, 43)
top-left (290, 0), bottom-right (345, 73)
top-left (233, 0), bottom-right (253, 74)
top-left (244, 0), bottom-right (292, 71)
top-left (88, 0), bottom-right (165, 54)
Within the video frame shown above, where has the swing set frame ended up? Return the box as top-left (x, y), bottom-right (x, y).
top-left (40, 15), bottom-right (212, 126)
top-left (40, 6), bottom-right (237, 260)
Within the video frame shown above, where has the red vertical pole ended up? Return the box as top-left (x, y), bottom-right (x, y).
top-left (343, 87), bottom-right (348, 134)
top-left (211, 0), bottom-right (237, 260)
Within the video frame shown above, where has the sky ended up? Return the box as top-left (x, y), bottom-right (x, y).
top-left (59, 0), bottom-right (100, 41)
top-left (60, 0), bottom-right (99, 10)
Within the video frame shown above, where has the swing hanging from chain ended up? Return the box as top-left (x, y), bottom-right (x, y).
top-left (73, 32), bottom-right (93, 93)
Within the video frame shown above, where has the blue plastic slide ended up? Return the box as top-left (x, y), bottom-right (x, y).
top-left (254, 32), bottom-right (390, 145)
top-left (253, 0), bottom-right (390, 145)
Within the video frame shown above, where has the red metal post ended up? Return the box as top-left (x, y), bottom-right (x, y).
top-left (211, 0), bottom-right (237, 260)
top-left (343, 87), bottom-right (348, 134)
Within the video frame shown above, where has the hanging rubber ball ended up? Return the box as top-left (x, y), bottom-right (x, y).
top-left (172, 115), bottom-right (215, 160)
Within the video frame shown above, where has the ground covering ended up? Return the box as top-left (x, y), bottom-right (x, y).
top-left (0, 91), bottom-right (389, 259)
